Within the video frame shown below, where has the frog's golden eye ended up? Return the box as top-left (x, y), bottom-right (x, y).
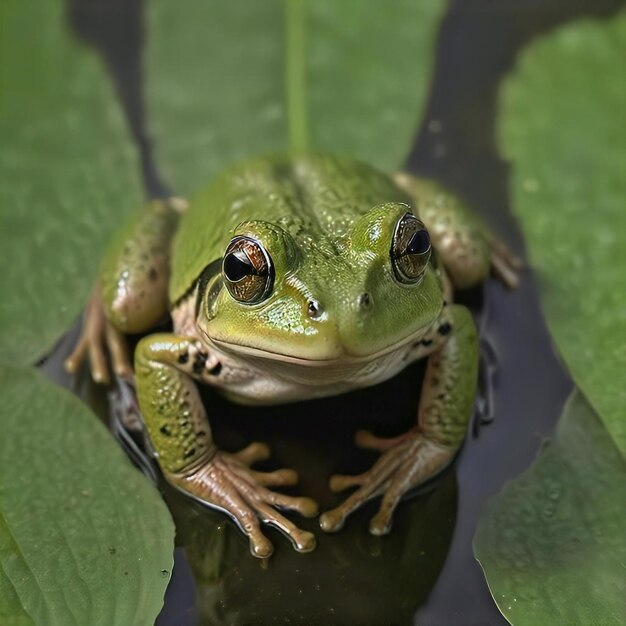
top-left (391, 213), bottom-right (432, 284)
top-left (222, 236), bottom-right (274, 304)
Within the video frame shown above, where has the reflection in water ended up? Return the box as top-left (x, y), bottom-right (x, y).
top-left (170, 471), bottom-right (456, 625)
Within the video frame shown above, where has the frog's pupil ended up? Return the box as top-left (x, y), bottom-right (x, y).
top-left (224, 251), bottom-right (253, 282)
top-left (407, 229), bottom-right (430, 255)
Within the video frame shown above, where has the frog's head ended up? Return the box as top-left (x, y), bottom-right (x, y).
top-left (199, 203), bottom-right (444, 369)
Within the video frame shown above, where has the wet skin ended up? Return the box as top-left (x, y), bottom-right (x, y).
top-left (66, 154), bottom-right (520, 558)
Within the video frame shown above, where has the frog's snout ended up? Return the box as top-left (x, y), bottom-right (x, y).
top-left (306, 298), bottom-right (323, 319)
top-left (306, 292), bottom-right (373, 322)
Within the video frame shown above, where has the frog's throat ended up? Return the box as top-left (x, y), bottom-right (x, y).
top-left (201, 324), bottom-right (433, 367)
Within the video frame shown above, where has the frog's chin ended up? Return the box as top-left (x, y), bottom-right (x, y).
top-left (204, 325), bottom-right (431, 367)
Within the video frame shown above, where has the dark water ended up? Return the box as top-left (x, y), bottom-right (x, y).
top-left (42, 0), bottom-right (623, 624)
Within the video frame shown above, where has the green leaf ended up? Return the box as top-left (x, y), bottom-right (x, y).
top-left (147, 0), bottom-right (446, 195)
top-left (474, 391), bottom-right (626, 625)
top-left (499, 14), bottom-right (626, 454)
top-left (0, 0), bottom-right (142, 366)
top-left (0, 366), bottom-right (175, 626)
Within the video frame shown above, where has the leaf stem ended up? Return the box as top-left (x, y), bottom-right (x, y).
top-left (285, 0), bottom-right (308, 153)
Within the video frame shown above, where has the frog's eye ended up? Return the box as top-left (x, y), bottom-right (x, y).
top-left (222, 236), bottom-right (274, 304)
top-left (391, 213), bottom-right (432, 284)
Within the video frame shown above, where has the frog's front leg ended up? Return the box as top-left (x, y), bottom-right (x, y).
top-left (320, 305), bottom-right (477, 535)
top-left (135, 333), bottom-right (318, 557)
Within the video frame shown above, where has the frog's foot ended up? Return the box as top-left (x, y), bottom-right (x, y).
top-left (489, 234), bottom-right (523, 290)
top-left (320, 430), bottom-right (453, 535)
top-left (64, 287), bottom-right (132, 384)
top-left (167, 442), bottom-right (318, 558)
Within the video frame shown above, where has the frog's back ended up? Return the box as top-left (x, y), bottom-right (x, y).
top-left (169, 154), bottom-right (410, 302)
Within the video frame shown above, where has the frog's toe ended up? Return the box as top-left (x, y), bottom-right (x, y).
top-left (64, 286), bottom-right (133, 384)
top-left (181, 446), bottom-right (319, 555)
top-left (230, 441), bottom-right (271, 466)
top-left (253, 501), bottom-right (317, 553)
top-left (241, 468), bottom-right (299, 487)
top-left (322, 434), bottom-right (455, 534)
top-left (490, 235), bottom-right (523, 289)
top-left (368, 476), bottom-right (411, 536)
top-left (64, 331), bottom-right (89, 377)
top-left (233, 504), bottom-right (274, 558)
top-left (105, 323), bottom-right (133, 379)
top-left (260, 488), bottom-right (319, 518)
top-left (320, 477), bottom-right (387, 532)
top-left (321, 460), bottom-right (395, 532)
top-left (354, 429), bottom-right (412, 453)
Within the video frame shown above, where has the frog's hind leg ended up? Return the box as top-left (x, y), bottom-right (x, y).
top-left (65, 198), bottom-right (184, 383)
top-left (135, 333), bottom-right (318, 557)
top-left (320, 304), bottom-right (477, 535)
top-left (394, 172), bottom-right (522, 290)
top-left (65, 286), bottom-right (132, 383)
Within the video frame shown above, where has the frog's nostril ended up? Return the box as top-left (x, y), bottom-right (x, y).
top-left (307, 299), bottom-right (323, 319)
top-left (357, 292), bottom-right (372, 312)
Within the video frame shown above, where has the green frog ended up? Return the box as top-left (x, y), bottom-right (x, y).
top-left (65, 154), bottom-right (520, 558)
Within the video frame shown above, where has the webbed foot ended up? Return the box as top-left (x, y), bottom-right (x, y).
top-left (320, 429), bottom-right (453, 535)
top-left (64, 286), bottom-right (133, 384)
top-left (167, 442), bottom-right (318, 558)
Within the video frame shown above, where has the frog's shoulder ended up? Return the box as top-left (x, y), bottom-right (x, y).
top-left (169, 153), bottom-right (411, 303)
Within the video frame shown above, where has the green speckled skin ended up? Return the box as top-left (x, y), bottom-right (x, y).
top-left (171, 155), bottom-right (450, 362)
top-left (170, 154), bottom-right (411, 301)
top-left (135, 334), bottom-right (214, 472)
top-left (94, 154), bottom-right (510, 554)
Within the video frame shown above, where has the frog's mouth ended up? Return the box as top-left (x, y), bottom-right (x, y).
top-left (209, 331), bottom-right (420, 365)
top-left (204, 325), bottom-right (434, 386)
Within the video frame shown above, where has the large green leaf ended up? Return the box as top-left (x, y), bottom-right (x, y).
top-left (147, 0), bottom-right (446, 195)
top-left (474, 391), bottom-right (626, 625)
top-left (499, 14), bottom-right (626, 454)
top-left (0, 365), bottom-right (174, 626)
top-left (0, 0), bottom-right (142, 366)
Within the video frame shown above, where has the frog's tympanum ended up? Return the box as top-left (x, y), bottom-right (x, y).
top-left (66, 155), bottom-right (520, 558)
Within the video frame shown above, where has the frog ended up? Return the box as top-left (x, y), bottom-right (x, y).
top-left (65, 154), bottom-right (521, 558)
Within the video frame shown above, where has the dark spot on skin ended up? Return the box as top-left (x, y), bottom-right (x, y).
top-left (192, 353), bottom-right (208, 375)
top-left (178, 352), bottom-right (189, 364)
top-left (184, 448), bottom-right (196, 459)
top-left (159, 425), bottom-right (172, 436)
top-left (422, 339), bottom-right (433, 347)
top-left (148, 267), bottom-right (158, 281)
top-left (443, 300), bottom-right (448, 307)
top-left (209, 362), bottom-right (222, 376)
top-left (438, 323), bottom-right (452, 336)
top-left (432, 377), bottom-right (440, 386)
